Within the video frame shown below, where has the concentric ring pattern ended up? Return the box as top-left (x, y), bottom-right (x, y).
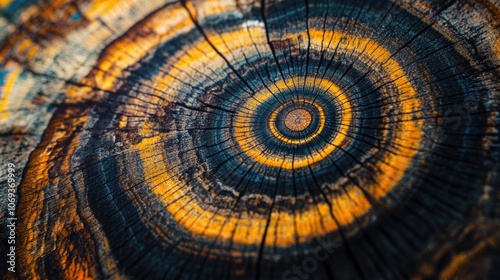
top-left (1, 0), bottom-right (500, 279)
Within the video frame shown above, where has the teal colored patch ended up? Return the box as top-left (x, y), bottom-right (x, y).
top-left (1, 0), bottom-right (38, 21)
top-left (0, 69), bottom-right (9, 87)
top-left (71, 10), bottom-right (82, 21)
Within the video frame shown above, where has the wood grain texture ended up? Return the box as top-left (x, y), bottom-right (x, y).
top-left (0, 0), bottom-right (499, 279)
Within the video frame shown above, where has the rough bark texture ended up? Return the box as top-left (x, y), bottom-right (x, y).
top-left (0, 0), bottom-right (499, 279)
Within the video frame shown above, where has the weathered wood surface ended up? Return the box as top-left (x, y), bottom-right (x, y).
top-left (0, 0), bottom-right (499, 279)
